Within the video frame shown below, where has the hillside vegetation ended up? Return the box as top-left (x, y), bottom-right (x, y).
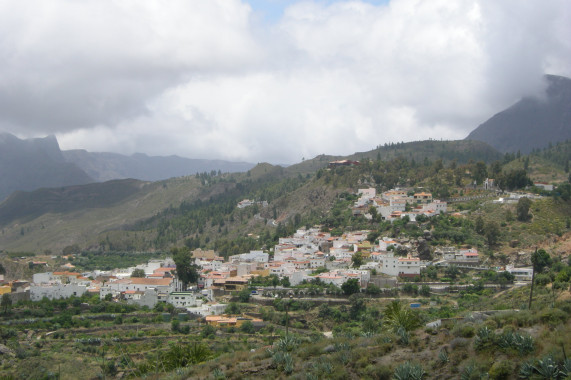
top-left (0, 139), bottom-right (568, 256)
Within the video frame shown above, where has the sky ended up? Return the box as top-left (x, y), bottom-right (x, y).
top-left (0, 0), bottom-right (569, 164)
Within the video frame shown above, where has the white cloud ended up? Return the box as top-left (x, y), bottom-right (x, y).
top-left (0, 0), bottom-right (261, 131)
top-left (2, 0), bottom-right (570, 163)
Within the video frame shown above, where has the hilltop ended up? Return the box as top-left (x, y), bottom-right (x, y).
top-left (286, 140), bottom-right (502, 175)
top-left (466, 75), bottom-right (571, 154)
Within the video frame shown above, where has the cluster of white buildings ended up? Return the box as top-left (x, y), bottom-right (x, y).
top-left (352, 188), bottom-right (447, 221)
top-left (193, 227), bottom-right (427, 289)
top-left (26, 186), bottom-right (540, 314)
top-left (29, 259), bottom-right (222, 313)
top-left (30, 271), bottom-right (94, 301)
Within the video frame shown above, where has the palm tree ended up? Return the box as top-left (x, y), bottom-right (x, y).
top-left (383, 300), bottom-right (419, 333)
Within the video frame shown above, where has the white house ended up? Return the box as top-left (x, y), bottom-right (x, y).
top-left (187, 303), bottom-right (227, 317)
top-left (33, 272), bottom-right (54, 284)
top-left (167, 291), bottom-right (203, 308)
top-left (376, 252), bottom-right (421, 277)
top-left (125, 289), bottom-right (159, 308)
top-left (355, 188), bottom-right (376, 207)
top-left (237, 199), bottom-right (254, 208)
top-left (418, 200), bottom-right (447, 214)
top-left (505, 265), bottom-right (533, 281)
top-left (534, 182), bottom-right (553, 191)
top-left (30, 283), bottom-right (88, 301)
top-left (315, 272), bottom-right (346, 287)
top-left (99, 277), bottom-right (176, 300)
top-left (309, 257), bottom-right (326, 269)
top-left (229, 250), bottom-right (269, 263)
top-left (378, 239), bottom-right (401, 251)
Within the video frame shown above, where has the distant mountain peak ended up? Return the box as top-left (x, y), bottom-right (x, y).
top-left (0, 134), bottom-right (93, 201)
top-left (466, 74), bottom-right (571, 153)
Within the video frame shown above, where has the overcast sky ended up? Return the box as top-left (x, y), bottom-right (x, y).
top-left (1, 0), bottom-right (569, 164)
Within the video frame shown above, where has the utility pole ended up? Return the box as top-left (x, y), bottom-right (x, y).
top-left (528, 248), bottom-right (537, 310)
top-left (285, 293), bottom-right (293, 338)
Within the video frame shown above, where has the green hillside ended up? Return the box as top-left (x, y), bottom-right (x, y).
top-left (0, 139), bottom-right (567, 255)
top-left (286, 140), bottom-right (502, 176)
top-left (0, 176), bottom-right (204, 252)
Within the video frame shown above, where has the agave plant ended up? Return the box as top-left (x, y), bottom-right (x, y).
top-left (514, 334), bottom-right (535, 355)
top-left (333, 342), bottom-right (351, 352)
top-left (533, 355), bottom-right (562, 379)
top-left (438, 350), bottom-right (449, 365)
top-left (393, 361), bottom-right (425, 380)
top-left (474, 326), bottom-right (495, 351)
top-left (283, 353), bottom-right (294, 375)
top-left (312, 358), bottom-right (333, 376)
top-left (335, 350), bottom-right (351, 365)
top-left (476, 326), bottom-right (494, 341)
top-left (562, 358), bottom-right (571, 376)
top-left (361, 330), bottom-right (376, 338)
top-left (274, 335), bottom-right (299, 352)
top-left (518, 360), bottom-right (534, 379)
top-left (272, 350), bottom-right (292, 369)
top-left (380, 335), bottom-right (393, 344)
top-left (211, 368), bottom-right (226, 380)
top-left (159, 342), bottom-right (212, 371)
top-left (397, 327), bottom-right (410, 345)
top-left (497, 330), bottom-right (515, 349)
top-left (460, 363), bottom-right (482, 380)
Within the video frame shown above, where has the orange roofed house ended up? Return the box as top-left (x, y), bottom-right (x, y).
top-left (99, 277), bottom-right (179, 301)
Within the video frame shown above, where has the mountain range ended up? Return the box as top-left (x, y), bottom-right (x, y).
top-left (1, 74), bottom-right (569, 205)
top-left (0, 134), bottom-right (93, 201)
top-left (62, 150), bottom-right (255, 183)
top-left (466, 74), bottom-right (571, 153)
top-left (0, 133), bottom-right (255, 201)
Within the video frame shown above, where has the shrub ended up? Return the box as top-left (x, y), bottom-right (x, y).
top-left (201, 324), bottom-right (216, 339)
top-left (538, 308), bottom-right (568, 325)
top-left (363, 363), bottom-right (392, 380)
top-left (534, 274), bottom-right (552, 286)
top-left (240, 321), bottom-right (255, 334)
top-left (489, 360), bottom-right (513, 380)
top-left (450, 337), bottom-right (470, 350)
top-left (452, 323), bottom-right (475, 338)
